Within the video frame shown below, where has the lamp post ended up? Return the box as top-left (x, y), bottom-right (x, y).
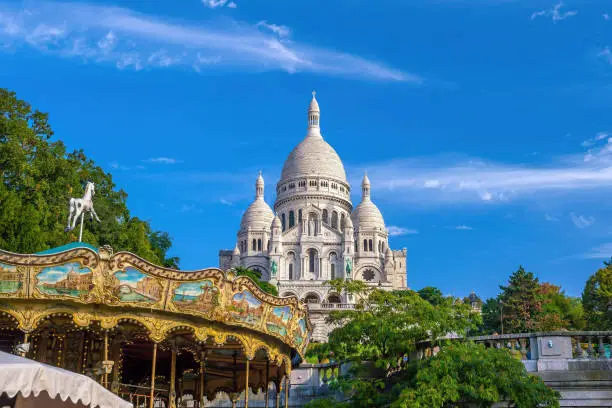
top-left (499, 300), bottom-right (504, 335)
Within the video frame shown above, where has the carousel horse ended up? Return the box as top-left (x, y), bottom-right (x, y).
top-left (65, 181), bottom-right (101, 232)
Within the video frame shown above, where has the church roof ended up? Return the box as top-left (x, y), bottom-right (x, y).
top-left (351, 173), bottom-right (386, 231)
top-left (279, 93), bottom-right (347, 183)
top-left (240, 173), bottom-right (274, 231)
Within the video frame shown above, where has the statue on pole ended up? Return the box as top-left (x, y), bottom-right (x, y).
top-left (65, 181), bottom-right (100, 242)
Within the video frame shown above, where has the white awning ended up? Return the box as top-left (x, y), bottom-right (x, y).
top-left (0, 351), bottom-right (132, 408)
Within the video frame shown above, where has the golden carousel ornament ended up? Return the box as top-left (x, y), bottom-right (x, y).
top-left (0, 189), bottom-right (311, 408)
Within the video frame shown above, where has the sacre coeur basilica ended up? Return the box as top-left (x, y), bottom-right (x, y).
top-left (219, 93), bottom-right (408, 342)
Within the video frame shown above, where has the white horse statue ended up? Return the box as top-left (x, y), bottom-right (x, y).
top-left (65, 182), bottom-right (100, 236)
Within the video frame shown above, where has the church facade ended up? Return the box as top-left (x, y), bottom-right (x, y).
top-left (219, 93), bottom-right (408, 341)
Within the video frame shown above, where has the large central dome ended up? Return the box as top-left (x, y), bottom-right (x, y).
top-left (279, 92), bottom-right (347, 183)
top-left (280, 137), bottom-right (347, 182)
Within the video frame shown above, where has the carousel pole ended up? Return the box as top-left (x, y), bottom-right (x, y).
top-left (244, 358), bottom-right (250, 408)
top-left (149, 343), bottom-right (158, 408)
top-left (264, 360), bottom-right (270, 408)
top-left (78, 212), bottom-right (85, 242)
top-left (284, 374), bottom-right (290, 408)
top-left (169, 345), bottom-right (177, 408)
top-left (276, 381), bottom-right (281, 408)
top-left (199, 350), bottom-right (206, 407)
top-left (103, 331), bottom-right (109, 388)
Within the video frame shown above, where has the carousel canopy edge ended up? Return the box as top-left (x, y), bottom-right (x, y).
top-left (0, 244), bottom-right (311, 357)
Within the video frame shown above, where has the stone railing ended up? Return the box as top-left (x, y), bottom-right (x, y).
top-left (307, 303), bottom-right (356, 311)
top-left (414, 331), bottom-right (612, 372)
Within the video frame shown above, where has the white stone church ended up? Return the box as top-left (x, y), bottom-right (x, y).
top-left (219, 93), bottom-right (408, 341)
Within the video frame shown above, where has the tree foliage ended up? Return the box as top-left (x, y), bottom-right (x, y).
top-left (394, 342), bottom-right (560, 408)
top-left (0, 88), bottom-right (178, 267)
top-left (480, 266), bottom-right (584, 334)
top-left (582, 259), bottom-right (612, 330)
top-left (417, 286), bottom-right (445, 306)
top-left (307, 282), bottom-right (558, 408)
top-left (232, 266), bottom-right (278, 296)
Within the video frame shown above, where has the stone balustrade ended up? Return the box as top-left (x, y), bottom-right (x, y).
top-left (307, 303), bottom-right (355, 311)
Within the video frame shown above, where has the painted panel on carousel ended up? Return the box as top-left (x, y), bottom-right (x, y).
top-left (172, 281), bottom-right (220, 313)
top-left (36, 262), bottom-right (93, 297)
top-left (230, 290), bottom-right (263, 326)
top-left (0, 263), bottom-right (21, 294)
top-left (295, 318), bottom-right (307, 346)
top-left (112, 268), bottom-right (162, 303)
top-left (266, 306), bottom-right (292, 337)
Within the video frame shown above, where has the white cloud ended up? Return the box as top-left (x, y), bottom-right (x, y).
top-left (220, 198), bottom-right (233, 206)
top-left (256, 21), bottom-right (290, 38)
top-left (570, 213), bottom-right (595, 229)
top-left (531, 2), bottom-right (577, 22)
top-left (202, 0), bottom-right (234, 9)
top-left (0, 1), bottom-right (416, 82)
top-left (583, 243), bottom-right (612, 259)
top-left (143, 157), bottom-right (181, 164)
top-left (386, 226), bottom-right (419, 236)
top-left (545, 213), bottom-right (559, 222)
top-left (598, 47), bottom-right (612, 66)
top-left (357, 136), bottom-right (612, 205)
top-left (454, 225), bottom-right (473, 230)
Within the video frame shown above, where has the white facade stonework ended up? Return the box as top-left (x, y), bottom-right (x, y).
top-left (219, 93), bottom-right (408, 342)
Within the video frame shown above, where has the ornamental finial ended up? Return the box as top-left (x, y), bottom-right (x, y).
top-left (312, 90), bottom-right (316, 97)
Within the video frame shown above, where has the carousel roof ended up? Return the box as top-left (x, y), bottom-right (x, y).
top-left (0, 351), bottom-right (132, 408)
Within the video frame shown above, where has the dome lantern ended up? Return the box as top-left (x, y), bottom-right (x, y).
top-left (307, 90), bottom-right (321, 137)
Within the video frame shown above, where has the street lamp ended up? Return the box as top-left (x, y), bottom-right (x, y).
top-left (499, 300), bottom-right (504, 335)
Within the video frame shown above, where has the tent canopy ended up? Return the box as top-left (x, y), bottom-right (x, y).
top-left (0, 351), bottom-right (131, 408)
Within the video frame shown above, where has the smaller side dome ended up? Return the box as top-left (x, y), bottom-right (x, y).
top-left (351, 172), bottom-right (386, 231)
top-left (233, 244), bottom-right (241, 255)
top-left (240, 172), bottom-right (274, 231)
top-left (272, 215), bottom-right (282, 228)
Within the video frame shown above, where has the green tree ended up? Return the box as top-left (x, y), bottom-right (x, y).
top-left (232, 266), bottom-right (278, 296)
top-left (538, 283), bottom-right (585, 331)
top-left (417, 286), bottom-right (445, 306)
top-left (394, 342), bottom-right (560, 408)
top-left (498, 266), bottom-right (543, 333)
top-left (480, 297), bottom-right (502, 334)
top-left (582, 260), bottom-right (612, 330)
top-left (0, 88), bottom-right (178, 266)
top-left (307, 280), bottom-right (558, 408)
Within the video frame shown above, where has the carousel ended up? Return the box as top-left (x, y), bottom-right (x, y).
top-left (0, 243), bottom-right (311, 408)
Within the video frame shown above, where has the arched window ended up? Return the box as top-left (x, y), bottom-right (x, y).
top-left (267, 240), bottom-right (270, 251)
top-left (281, 214), bottom-right (286, 231)
top-left (354, 241), bottom-right (358, 252)
top-left (331, 211), bottom-right (338, 229)
top-left (378, 241), bottom-right (382, 252)
top-left (322, 209), bottom-right (328, 224)
top-left (257, 239), bottom-right (262, 251)
top-left (329, 252), bottom-right (337, 280)
top-left (252, 239), bottom-right (256, 251)
top-left (308, 248), bottom-right (317, 273)
top-left (289, 264), bottom-right (294, 280)
top-left (340, 213), bottom-right (345, 231)
top-left (304, 293), bottom-right (320, 303)
top-left (327, 294), bottom-right (341, 303)
top-left (298, 209), bottom-right (303, 223)
top-left (368, 239), bottom-right (373, 252)
top-left (363, 239), bottom-right (367, 251)
top-left (289, 211), bottom-right (295, 228)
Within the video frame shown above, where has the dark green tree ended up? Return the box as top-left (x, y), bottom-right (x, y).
top-left (0, 88), bottom-right (178, 266)
top-left (582, 260), bottom-right (612, 330)
top-left (417, 286), bottom-right (445, 306)
top-left (498, 266), bottom-right (543, 333)
top-left (394, 342), bottom-right (560, 408)
top-left (232, 266), bottom-right (278, 296)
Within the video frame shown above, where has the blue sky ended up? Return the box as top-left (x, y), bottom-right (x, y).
top-left (1, 0), bottom-right (612, 299)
